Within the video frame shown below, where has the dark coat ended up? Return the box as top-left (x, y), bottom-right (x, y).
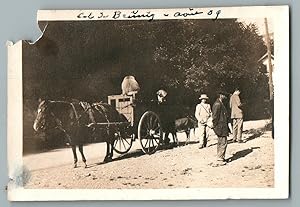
top-left (157, 100), bottom-right (176, 133)
top-left (212, 99), bottom-right (229, 137)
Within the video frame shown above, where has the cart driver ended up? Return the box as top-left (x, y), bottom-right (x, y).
top-left (156, 89), bottom-right (176, 144)
top-left (157, 89), bottom-right (168, 104)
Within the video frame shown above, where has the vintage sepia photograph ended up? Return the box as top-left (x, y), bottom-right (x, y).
top-left (7, 6), bottom-right (289, 200)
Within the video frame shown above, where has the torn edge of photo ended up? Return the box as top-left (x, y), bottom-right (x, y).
top-left (7, 5), bottom-right (289, 201)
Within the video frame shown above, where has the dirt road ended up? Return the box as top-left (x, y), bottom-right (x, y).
top-left (24, 119), bottom-right (273, 189)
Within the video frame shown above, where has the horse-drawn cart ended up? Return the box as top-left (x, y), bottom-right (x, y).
top-left (101, 93), bottom-right (164, 155)
top-left (33, 92), bottom-right (193, 167)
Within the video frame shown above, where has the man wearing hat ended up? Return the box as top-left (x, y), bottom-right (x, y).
top-left (195, 94), bottom-right (212, 149)
top-left (211, 91), bottom-right (230, 166)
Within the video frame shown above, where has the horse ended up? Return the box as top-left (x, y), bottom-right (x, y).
top-left (33, 99), bottom-right (126, 168)
top-left (163, 116), bottom-right (198, 145)
top-left (174, 116), bottom-right (197, 144)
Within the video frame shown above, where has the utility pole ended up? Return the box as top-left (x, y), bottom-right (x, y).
top-left (264, 17), bottom-right (274, 138)
top-left (264, 18), bottom-right (274, 100)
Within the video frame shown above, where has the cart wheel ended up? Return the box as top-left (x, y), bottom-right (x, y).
top-left (113, 129), bottom-right (133, 154)
top-left (138, 111), bottom-right (162, 154)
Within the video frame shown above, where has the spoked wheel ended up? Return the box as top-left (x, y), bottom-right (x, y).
top-left (138, 111), bottom-right (162, 154)
top-left (113, 128), bottom-right (133, 154)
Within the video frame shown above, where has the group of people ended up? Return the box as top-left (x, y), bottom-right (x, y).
top-left (194, 89), bottom-right (244, 166)
top-left (156, 88), bottom-right (244, 167)
top-left (121, 76), bottom-right (244, 167)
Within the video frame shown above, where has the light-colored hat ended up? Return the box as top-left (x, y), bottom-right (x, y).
top-left (199, 94), bottom-right (209, 100)
top-left (157, 89), bottom-right (168, 98)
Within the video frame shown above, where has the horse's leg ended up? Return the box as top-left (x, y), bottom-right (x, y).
top-left (71, 145), bottom-right (78, 168)
top-left (193, 127), bottom-right (196, 138)
top-left (185, 129), bottom-right (190, 145)
top-left (171, 133), bottom-right (175, 145)
top-left (78, 145), bottom-right (87, 168)
top-left (104, 139), bottom-right (113, 162)
top-left (104, 141), bottom-right (110, 162)
top-left (164, 132), bottom-right (170, 144)
top-left (110, 138), bottom-right (114, 159)
top-left (108, 129), bottom-right (115, 160)
top-left (103, 126), bottom-right (112, 162)
top-left (173, 132), bottom-right (178, 146)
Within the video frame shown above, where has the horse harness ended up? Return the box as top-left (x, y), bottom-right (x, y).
top-left (47, 101), bottom-right (116, 143)
top-left (48, 101), bottom-right (95, 142)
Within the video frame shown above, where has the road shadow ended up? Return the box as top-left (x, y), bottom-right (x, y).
top-left (212, 122), bottom-right (271, 146)
top-left (113, 149), bottom-right (145, 161)
top-left (242, 121), bottom-right (272, 142)
top-left (86, 149), bottom-right (147, 168)
top-left (88, 142), bottom-right (181, 167)
top-left (227, 147), bottom-right (260, 163)
top-left (208, 137), bottom-right (248, 147)
top-left (159, 140), bottom-right (199, 151)
top-left (243, 128), bottom-right (265, 142)
top-left (86, 141), bottom-right (200, 168)
top-left (207, 142), bottom-right (217, 147)
top-left (179, 140), bottom-right (199, 146)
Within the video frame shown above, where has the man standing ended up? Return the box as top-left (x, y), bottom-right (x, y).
top-left (195, 94), bottom-right (212, 149)
top-left (212, 91), bottom-right (229, 166)
top-left (156, 89), bottom-right (177, 145)
top-left (229, 88), bottom-right (244, 143)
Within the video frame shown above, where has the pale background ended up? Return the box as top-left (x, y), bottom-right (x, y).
top-left (0, 0), bottom-right (298, 206)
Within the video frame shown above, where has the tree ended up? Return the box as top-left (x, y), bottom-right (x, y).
top-left (24, 19), bottom-right (269, 123)
top-left (153, 19), bottom-right (269, 119)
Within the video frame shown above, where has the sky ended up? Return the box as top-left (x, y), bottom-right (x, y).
top-left (238, 18), bottom-right (274, 37)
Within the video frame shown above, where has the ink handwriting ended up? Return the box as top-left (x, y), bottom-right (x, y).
top-left (76, 8), bottom-right (222, 21)
top-left (112, 10), bottom-right (155, 22)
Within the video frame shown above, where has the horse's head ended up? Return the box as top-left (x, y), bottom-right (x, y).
top-left (33, 100), bottom-right (57, 132)
top-left (187, 115), bottom-right (198, 126)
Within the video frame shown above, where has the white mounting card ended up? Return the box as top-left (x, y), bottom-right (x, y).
top-left (7, 6), bottom-right (289, 201)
